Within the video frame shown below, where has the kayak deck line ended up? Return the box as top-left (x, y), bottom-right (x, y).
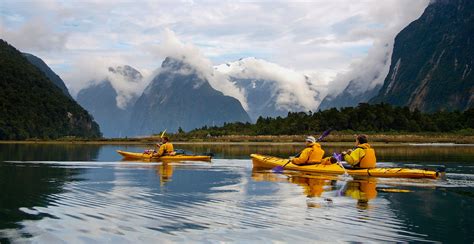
top-left (116, 150), bottom-right (212, 162)
top-left (251, 154), bottom-right (442, 179)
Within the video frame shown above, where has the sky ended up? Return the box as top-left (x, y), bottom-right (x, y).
top-left (0, 0), bottom-right (429, 105)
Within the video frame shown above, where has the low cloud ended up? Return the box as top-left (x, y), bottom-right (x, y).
top-left (66, 57), bottom-right (149, 109)
top-left (215, 58), bottom-right (322, 111)
top-left (326, 0), bottom-right (430, 98)
top-left (147, 29), bottom-right (249, 110)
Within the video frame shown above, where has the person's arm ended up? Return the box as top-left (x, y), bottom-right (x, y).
top-left (343, 148), bottom-right (365, 166)
top-left (291, 148), bottom-right (311, 165)
top-left (156, 144), bottom-right (165, 157)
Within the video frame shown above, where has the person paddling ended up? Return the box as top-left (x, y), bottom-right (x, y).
top-left (341, 134), bottom-right (376, 168)
top-left (154, 136), bottom-right (176, 157)
top-left (290, 136), bottom-right (325, 165)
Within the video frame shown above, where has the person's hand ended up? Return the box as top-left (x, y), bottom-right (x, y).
top-left (341, 151), bottom-right (347, 155)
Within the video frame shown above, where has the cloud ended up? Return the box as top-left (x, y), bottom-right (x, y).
top-left (0, 18), bottom-right (68, 52)
top-left (65, 56), bottom-right (149, 109)
top-left (325, 0), bottom-right (430, 97)
top-left (1, 0), bottom-right (431, 112)
top-left (147, 29), bottom-right (249, 110)
top-left (215, 58), bottom-right (322, 111)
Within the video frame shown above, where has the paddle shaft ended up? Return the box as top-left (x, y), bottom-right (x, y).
top-left (281, 160), bottom-right (291, 168)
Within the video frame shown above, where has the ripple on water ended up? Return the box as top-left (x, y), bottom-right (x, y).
top-left (1, 159), bottom-right (472, 242)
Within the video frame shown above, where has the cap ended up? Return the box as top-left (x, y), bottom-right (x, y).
top-left (305, 136), bottom-right (316, 143)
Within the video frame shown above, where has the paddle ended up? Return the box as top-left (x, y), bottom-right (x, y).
top-left (272, 128), bottom-right (333, 173)
top-left (333, 152), bottom-right (349, 177)
top-left (145, 129), bottom-right (168, 155)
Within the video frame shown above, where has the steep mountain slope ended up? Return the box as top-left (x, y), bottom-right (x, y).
top-left (22, 53), bottom-right (71, 97)
top-left (76, 65), bottom-right (142, 137)
top-left (370, 0), bottom-right (474, 111)
top-left (0, 39), bottom-right (101, 139)
top-left (130, 57), bottom-right (251, 134)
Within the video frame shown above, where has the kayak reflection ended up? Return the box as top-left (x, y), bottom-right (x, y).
top-left (252, 169), bottom-right (377, 209)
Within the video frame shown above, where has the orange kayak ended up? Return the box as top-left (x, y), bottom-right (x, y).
top-left (251, 154), bottom-right (442, 179)
top-left (117, 150), bottom-right (211, 161)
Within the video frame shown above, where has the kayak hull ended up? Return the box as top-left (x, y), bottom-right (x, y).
top-left (117, 150), bottom-right (211, 161)
top-left (251, 154), bottom-right (441, 179)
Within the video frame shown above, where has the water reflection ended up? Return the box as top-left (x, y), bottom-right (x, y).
top-left (0, 143), bottom-right (473, 242)
top-left (252, 169), bottom-right (379, 209)
top-left (0, 143), bottom-right (100, 161)
top-left (156, 163), bottom-right (174, 185)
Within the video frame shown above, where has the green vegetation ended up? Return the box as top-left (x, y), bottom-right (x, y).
top-left (0, 39), bottom-right (101, 140)
top-left (183, 103), bottom-right (474, 137)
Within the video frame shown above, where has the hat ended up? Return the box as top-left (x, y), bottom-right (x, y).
top-left (305, 136), bottom-right (316, 143)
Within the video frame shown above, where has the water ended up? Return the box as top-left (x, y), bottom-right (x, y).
top-left (1, 143), bottom-right (473, 243)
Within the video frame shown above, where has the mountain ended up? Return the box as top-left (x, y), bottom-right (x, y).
top-left (22, 53), bottom-right (71, 97)
top-left (0, 39), bottom-right (101, 139)
top-left (319, 81), bottom-right (382, 110)
top-left (370, 0), bottom-right (474, 112)
top-left (76, 65), bottom-right (142, 138)
top-left (215, 58), bottom-right (321, 121)
top-left (130, 57), bottom-right (251, 134)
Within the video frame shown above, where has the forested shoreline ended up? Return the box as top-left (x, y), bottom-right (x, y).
top-left (183, 103), bottom-right (474, 137)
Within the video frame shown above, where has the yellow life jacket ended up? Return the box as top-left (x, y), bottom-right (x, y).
top-left (308, 143), bottom-right (325, 163)
top-left (357, 143), bottom-right (376, 168)
top-left (157, 142), bottom-right (175, 156)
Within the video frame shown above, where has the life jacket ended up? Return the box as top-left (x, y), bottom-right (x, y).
top-left (159, 142), bottom-right (175, 156)
top-left (308, 143), bottom-right (325, 163)
top-left (357, 143), bottom-right (376, 168)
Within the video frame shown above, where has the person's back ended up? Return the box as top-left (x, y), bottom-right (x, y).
top-left (342, 135), bottom-right (376, 168)
top-left (291, 136), bottom-right (325, 165)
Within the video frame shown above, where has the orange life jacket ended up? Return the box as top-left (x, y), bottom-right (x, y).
top-left (308, 143), bottom-right (325, 163)
top-left (357, 143), bottom-right (376, 168)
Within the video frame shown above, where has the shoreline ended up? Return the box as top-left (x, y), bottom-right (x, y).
top-left (1, 133), bottom-right (474, 145)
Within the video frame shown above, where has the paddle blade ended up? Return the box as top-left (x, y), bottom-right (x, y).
top-left (333, 152), bottom-right (343, 162)
top-left (272, 166), bottom-right (284, 173)
top-left (316, 128), bottom-right (332, 142)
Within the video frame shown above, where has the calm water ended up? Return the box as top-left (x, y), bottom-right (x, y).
top-left (1, 143), bottom-right (473, 243)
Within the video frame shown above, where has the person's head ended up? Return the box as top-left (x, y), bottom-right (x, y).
top-left (329, 156), bottom-right (338, 164)
top-left (161, 136), bottom-right (170, 143)
top-left (356, 134), bottom-right (368, 145)
top-left (305, 136), bottom-right (316, 145)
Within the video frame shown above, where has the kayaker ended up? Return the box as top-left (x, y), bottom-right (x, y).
top-left (290, 136), bottom-right (325, 165)
top-left (341, 134), bottom-right (376, 168)
top-left (154, 136), bottom-right (176, 157)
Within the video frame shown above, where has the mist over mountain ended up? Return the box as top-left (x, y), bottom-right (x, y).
top-left (22, 52), bottom-right (71, 97)
top-left (215, 58), bottom-right (322, 121)
top-left (76, 65), bottom-right (142, 137)
top-left (370, 0), bottom-right (474, 111)
top-left (318, 40), bottom-right (391, 110)
top-left (130, 57), bottom-right (251, 135)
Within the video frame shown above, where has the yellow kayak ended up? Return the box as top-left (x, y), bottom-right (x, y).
top-left (117, 150), bottom-right (212, 161)
top-left (251, 154), bottom-right (442, 179)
